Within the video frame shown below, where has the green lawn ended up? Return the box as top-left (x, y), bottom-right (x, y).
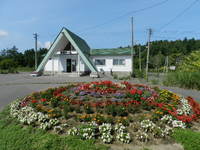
top-left (172, 128), bottom-right (200, 150)
top-left (1, 103), bottom-right (200, 150)
top-left (0, 107), bottom-right (108, 150)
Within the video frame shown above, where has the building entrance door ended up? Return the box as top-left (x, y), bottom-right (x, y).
top-left (66, 59), bottom-right (72, 72)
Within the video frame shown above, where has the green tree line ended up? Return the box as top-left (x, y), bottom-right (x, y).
top-left (0, 46), bottom-right (47, 72)
top-left (132, 37), bottom-right (200, 71)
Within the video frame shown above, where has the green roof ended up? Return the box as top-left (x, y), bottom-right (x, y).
top-left (90, 47), bottom-right (135, 56)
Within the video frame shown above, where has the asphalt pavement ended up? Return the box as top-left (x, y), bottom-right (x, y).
top-left (0, 72), bottom-right (199, 111)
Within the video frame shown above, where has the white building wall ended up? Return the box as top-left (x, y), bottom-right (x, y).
top-left (92, 55), bottom-right (132, 72)
top-left (44, 56), bottom-right (59, 72)
top-left (44, 54), bottom-right (86, 72)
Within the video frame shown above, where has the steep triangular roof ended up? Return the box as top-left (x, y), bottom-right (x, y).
top-left (36, 27), bottom-right (98, 73)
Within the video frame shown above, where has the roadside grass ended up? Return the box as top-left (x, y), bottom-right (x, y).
top-left (172, 128), bottom-right (200, 150)
top-left (17, 67), bottom-right (34, 72)
top-left (163, 71), bottom-right (200, 90)
top-left (0, 67), bottom-right (33, 74)
top-left (0, 68), bottom-right (18, 74)
top-left (0, 106), bottom-right (108, 150)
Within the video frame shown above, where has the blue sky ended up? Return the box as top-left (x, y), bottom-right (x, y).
top-left (0, 0), bottom-right (200, 52)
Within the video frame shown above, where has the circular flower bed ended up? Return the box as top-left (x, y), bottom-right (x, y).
top-left (10, 81), bottom-right (200, 144)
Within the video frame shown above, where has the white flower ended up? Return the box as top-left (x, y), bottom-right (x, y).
top-left (67, 127), bottom-right (78, 136)
top-left (161, 115), bottom-right (173, 124)
top-left (172, 120), bottom-right (186, 128)
top-left (177, 98), bottom-right (192, 115)
top-left (100, 132), bottom-right (113, 143)
top-left (116, 132), bottom-right (131, 143)
top-left (99, 123), bottom-right (112, 133)
top-left (140, 119), bottom-right (155, 132)
top-left (53, 126), bottom-right (63, 134)
top-left (114, 123), bottom-right (126, 133)
top-left (136, 130), bottom-right (149, 142)
top-left (161, 125), bottom-right (173, 137)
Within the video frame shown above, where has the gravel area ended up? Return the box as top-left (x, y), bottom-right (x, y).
top-left (0, 72), bottom-right (200, 111)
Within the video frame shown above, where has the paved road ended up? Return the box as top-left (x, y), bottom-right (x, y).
top-left (0, 73), bottom-right (109, 110)
top-left (0, 73), bottom-right (200, 110)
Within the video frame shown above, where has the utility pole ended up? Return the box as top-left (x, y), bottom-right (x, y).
top-left (164, 56), bottom-right (169, 73)
top-left (33, 33), bottom-right (38, 70)
top-left (139, 46), bottom-right (142, 72)
top-left (131, 17), bottom-right (134, 77)
top-left (145, 28), bottom-right (152, 81)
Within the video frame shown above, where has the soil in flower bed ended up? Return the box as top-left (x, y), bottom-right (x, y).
top-left (10, 81), bottom-right (200, 146)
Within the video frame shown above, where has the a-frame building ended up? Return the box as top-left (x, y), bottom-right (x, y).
top-left (36, 27), bottom-right (98, 77)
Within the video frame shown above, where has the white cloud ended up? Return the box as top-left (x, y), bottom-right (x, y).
top-left (44, 41), bottom-right (51, 49)
top-left (0, 30), bottom-right (8, 37)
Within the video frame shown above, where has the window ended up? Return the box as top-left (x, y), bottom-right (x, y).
top-left (95, 59), bottom-right (105, 66)
top-left (113, 59), bottom-right (125, 65)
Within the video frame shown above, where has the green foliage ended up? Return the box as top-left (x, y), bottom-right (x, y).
top-left (0, 107), bottom-right (108, 150)
top-left (105, 105), bottom-right (128, 117)
top-left (172, 129), bottom-right (200, 150)
top-left (84, 104), bottom-right (94, 114)
top-left (63, 102), bottom-right (71, 119)
top-left (50, 97), bottom-right (60, 108)
top-left (134, 69), bottom-right (145, 78)
top-left (0, 59), bottom-right (17, 70)
top-left (178, 51), bottom-right (200, 72)
top-left (17, 67), bottom-right (34, 72)
top-left (105, 105), bottom-right (118, 117)
top-left (116, 106), bottom-right (128, 117)
top-left (163, 71), bottom-right (200, 90)
top-left (0, 46), bottom-right (48, 72)
top-left (150, 79), bottom-right (159, 85)
top-left (112, 73), bottom-right (131, 80)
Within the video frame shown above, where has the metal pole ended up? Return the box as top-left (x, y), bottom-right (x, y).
top-left (131, 17), bottom-right (134, 76)
top-left (33, 33), bottom-right (38, 70)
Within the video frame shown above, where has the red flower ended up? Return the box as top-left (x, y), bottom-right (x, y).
top-left (130, 89), bottom-right (137, 95)
top-left (140, 97), bottom-right (146, 101)
top-left (137, 90), bottom-right (143, 95)
top-left (41, 98), bottom-right (47, 102)
top-left (31, 100), bottom-right (38, 103)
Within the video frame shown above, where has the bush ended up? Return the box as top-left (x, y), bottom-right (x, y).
top-left (0, 59), bottom-right (17, 70)
top-left (135, 69), bottom-right (145, 78)
top-left (163, 71), bottom-right (200, 90)
top-left (172, 129), bottom-right (200, 150)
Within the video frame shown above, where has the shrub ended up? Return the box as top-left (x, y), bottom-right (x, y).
top-left (0, 59), bottom-right (17, 70)
top-left (135, 69), bottom-right (145, 78)
top-left (163, 71), bottom-right (200, 90)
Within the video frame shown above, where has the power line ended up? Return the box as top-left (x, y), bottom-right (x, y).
top-left (79, 0), bottom-right (169, 34)
top-left (158, 0), bottom-right (199, 31)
